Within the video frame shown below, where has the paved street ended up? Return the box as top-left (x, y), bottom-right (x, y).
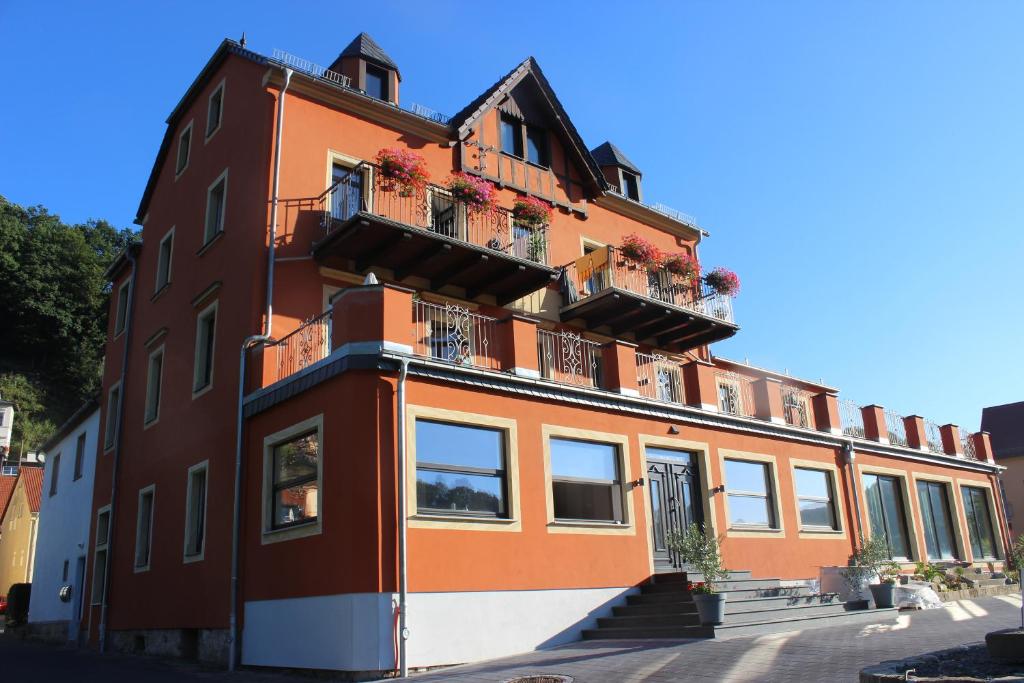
top-left (0, 595), bottom-right (1019, 682)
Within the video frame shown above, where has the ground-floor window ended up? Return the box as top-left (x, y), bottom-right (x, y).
top-left (549, 438), bottom-right (623, 523)
top-left (415, 419), bottom-right (507, 517)
top-left (862, 473), bottom-right (912, 560)
top-left (916, 480), bottom-right (958, 560)
top-left (962, 485), bottom-right (998, 559)
top-left (91, 506), bottom-right (111, 605)
top-left (724, 459), bottom-right (776, 528)
top-left (793, 467), bottom-right (838, 530)
top-left (270, 431), bottom-right (320, 530)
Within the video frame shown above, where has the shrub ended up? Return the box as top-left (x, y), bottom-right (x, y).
top-left (375, 148), bottom-right (430, 197)
top-left (666, 523), bottom-right (728, 593)
top-left (704, 267), bottom-right (741, 296)
top-left (842, 535), bottom-right (889, 596)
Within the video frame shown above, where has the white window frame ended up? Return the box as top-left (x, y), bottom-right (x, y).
top-left (91, 505), bottom-right (111, 605)
top-left (205, 78), bottom-right (225, 141)
top-left (183, 460), bottom-right (209, 562)
top-left (789, 460), bottom-right (846, 536)
top-left (113, 279), bottom-right (130, 338)
top-left (133, 484), bottom-right (156, 572)
top-left (154, 227), bottom-right (175, 294)
top-left (144, 344), bottom-right (165, 426)
top-left (103, 381), bottom-right (121, 452)
top-left (192, 300), bottom-right (218, 398)
top-left (175, 120), bottom-right (193, 178)
top-left (203, 169), bottom-right (229, 245)
top-left (261, 415), bottom-right (324, 545)
top-left (49, 452), bottom-right (61, 497)
top-left (73, 431), bottom-right (86, 480)
top-left (719, 450), bottom-right (785, 538)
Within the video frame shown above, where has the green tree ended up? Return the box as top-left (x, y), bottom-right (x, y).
top-left (0, 196), bottom-right (136, 451)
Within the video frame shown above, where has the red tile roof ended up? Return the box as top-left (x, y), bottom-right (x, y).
top-left (18, 467), bottom-right (44, 514)
top-left (0, 475), bottom-right (16, 520)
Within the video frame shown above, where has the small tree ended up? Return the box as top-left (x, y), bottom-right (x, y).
top-left (667, 523), bottom-right (728, 593)
top-left (843, 534), bottom-right (890, 596)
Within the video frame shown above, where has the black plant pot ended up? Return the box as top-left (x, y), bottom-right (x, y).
top-left (869, 582), bottom-right (896, 609)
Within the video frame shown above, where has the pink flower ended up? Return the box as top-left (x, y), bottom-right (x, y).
top-left (704, 267), bottom-right (740, 296)
top-left (375, 148), bottom-right (430, 196)
top-left (663, 252), bottom-right (700, 280)
top-left (446, 172), bottom-right (498, 215)
top-left (512, 196), bottom-right (553, 226)
top-left (619, 233), bottom-right (662, 268)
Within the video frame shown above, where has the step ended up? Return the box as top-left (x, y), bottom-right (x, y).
top-left (722, 600), bottom-right (851, 626)
top-left (711, 578), bottom-right (783, 592)
top-left (582, 624), bottom-right (713, 640)
top-left (614, 602), bottom-right (698, 617)
top-left (712, 607), bottom-right (899, 639)
top-left (718, 585), bottom-right (815, 600)
top-left (724, 593), bottom-right (839, 614)
top-left (598, 613), bottom-right (702, 629)
top-left (968, 578), bottom-right (1008, 588)
top-left (627, 592), bottom-right (697, 606)
top-left (640, 581), bottom-right (693, 594)
top-left (673, 570), bottom-right (753, 582)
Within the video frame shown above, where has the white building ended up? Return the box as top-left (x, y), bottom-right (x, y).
top-left (0, 394), bottom-right (14, 471)
top-left (27, 400), bottom-right (99, 644)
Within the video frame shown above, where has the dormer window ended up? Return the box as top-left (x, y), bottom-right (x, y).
top-left (500, 113), bottom-right (550, 168)
top-left (526, 126), bottom-right (549, 167)
top-left (365, 64), bottom-right (388, 101)
top-left (621, 171), bottom-right (640, 201)
top-left (501, 113), bottom-right (523, 157)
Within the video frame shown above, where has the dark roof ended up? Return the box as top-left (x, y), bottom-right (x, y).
top-left (590, 141), bottom-right (642, 175)
top-left (448, 59), bottom-right (528, 133)
top-left (40, 398), bottom-right (99, 455)
top-left (103, 242), bottom-right (141, 281)
top-left (336, 32), bottom-right (400, 79)
top-left (981, 401), bottom-right (1024, 460)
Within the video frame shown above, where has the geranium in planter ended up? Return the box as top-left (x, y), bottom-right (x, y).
top-left (704, 266), bottom-right (741, 296)
top-left (667, 523), bottom-right (729, 625)
top-left (375, 148), bottom-right (429, 197)
top-left (512, 195), bottom-right (553, 227)
top-left (618, 233), bottom-right (662, 269)
top-left (446, 172), bottom-right (497, 216)
top-left (663, 252), bottom-right (700, 281)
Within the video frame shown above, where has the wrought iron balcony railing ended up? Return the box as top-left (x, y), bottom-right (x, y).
top-left (269, 311), bottom-right (332, 385)
top-left (319, 162), bottom-right (550, 266)
top-left (838, 399), bottom-right (865, 438)
top-left (412, 299), bottom-right (501, 370)
top-left (537, 329), bottom-right (602, 388)
top-left (781, 385), bottom-right (813, 429)
top-left (961, 432), bottom-right (979, 460)
top-left (924, 420), bottom-right (945, 455)
top-left (714, 370), bottom-right (756, 418)
top-left (561, 246), bottom-right (735, 324)
top-left (636, 352), bottom-right (684, 404)
top-left (884, 409), bottom-right (909, 448)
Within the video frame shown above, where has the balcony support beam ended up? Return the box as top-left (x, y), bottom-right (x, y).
top-left (431, 253), bottom-right (488, 290)
top-left (633, 313), bottom-right (693, 341)
top-left (356, 231), bottom-right (411, 273)
top-left (610, 305), bottom-right (667, 336)
top-left (393, 242), bottom-right (451, 281)
top-left (467, 263), bottom-right (524, 300)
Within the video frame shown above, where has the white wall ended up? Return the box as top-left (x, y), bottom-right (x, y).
top-left (0, 404), bottom-right (13, 450)
top-left (27, 409), bottom-right (99, 630)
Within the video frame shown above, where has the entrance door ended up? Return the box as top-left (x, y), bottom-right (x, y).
top-left (646, 448), bottom-right (703, 570)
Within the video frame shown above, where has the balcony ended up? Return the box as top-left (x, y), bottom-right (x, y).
top-left (559, 246), bottom-right (738, 352)
top-left (312, 162), bottom-right (558, 305)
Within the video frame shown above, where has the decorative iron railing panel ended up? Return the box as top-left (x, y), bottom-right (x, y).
top-left (320, 162), bottom-right (550, 266)
top-left (714, 370), bottom-right (756, 418)
top-left (636, 353), bottom-right (684, 404)
top-left (272, 49), bottom-right (352, 88)
top-left (781, 385), bottom-right (813, 429)
top-left (537, 329), bottom-right (602, 388)
top-left (838, 399), bottom-right (865, 438)
top-left (924, 420), bottom-right (945, 455)
top-left (562, 247), bottom-right (734, 324)
top-left (961, 432), bottom-right (979, 460)
top-left (884, 409), bottom-right (909, 448)
top-left (412, 300), bottom-right (500, 370)
top-left (273, 311), bottom-right (332, 384)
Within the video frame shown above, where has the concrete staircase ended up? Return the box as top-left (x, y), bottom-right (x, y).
top-left (582, 569), bottom-right (897, 641)
top-left (965, 569), bottom-right (1010, 590)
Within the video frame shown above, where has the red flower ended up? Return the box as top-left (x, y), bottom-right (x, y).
top-left (619, 233), bottom-right (662, 268)
top-left (512, 196), bottom-right (553, 226)
top-left (446, 172), bottom-right (498, 216)
top-left (663, 252), bottom-right (700, 280)
top-left (375, 148), bottom-right (430, 196)
top-left (704, 267), bottom-right (740, 296)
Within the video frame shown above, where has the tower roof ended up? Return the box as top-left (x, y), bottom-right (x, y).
top-left (337, 32), bottom-right (400, 79)
top-left (590, 141), bottom-right (642, 175)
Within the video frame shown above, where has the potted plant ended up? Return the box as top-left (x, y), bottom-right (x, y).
top-left (526, 229), bottom-right (547, 263)
top-left (374, 148), bottom-right (429, 197)
top-left (618, 233), bottom-right (662, 269)
top-left (704, 266), bottom-right (741, 296)
top-left (842, 535), bottom-right (889, 610)
top-left (871, 561), bottom-right (902, 608)
top-left (512, 196), bottom-right (553, 228)
top-left (446, 172), bottom-right (497, 216)
top-left (663, 252), bottom-right (699, 281)
top-left (667, 523), bottom-right (729, 625)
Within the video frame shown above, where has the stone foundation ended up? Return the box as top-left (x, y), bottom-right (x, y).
top-left (937, 584), bottom-right (1019, 602)
top-left (25, 620), bottom-right (70, 643)
top-left (108, 628), bottom-right (229, 665)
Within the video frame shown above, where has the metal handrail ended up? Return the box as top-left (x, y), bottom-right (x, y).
top-left (635, 352), bottom-right (684, 404)
top-left (412, 300), bottom-right (500, 370)
top-left (537, 328), bottom-right (602, 388)
top-left (924, 420), bottom-right (945, 455)
top-left (838, 399), bottom-right (865, 438)
top-left (961, 432), bottom-right (979, 460)
top-left (271, 310), bottom-right (332, 383)
top-left (781, 385), bottom-right (813, 428)
top-left (884, 409), bottom-right (909, 448)
top-left (714, 370), bottom-right (756, 418)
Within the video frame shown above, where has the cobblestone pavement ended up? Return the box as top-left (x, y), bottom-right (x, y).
top-left (402, 595), bottom-right (1024, 682)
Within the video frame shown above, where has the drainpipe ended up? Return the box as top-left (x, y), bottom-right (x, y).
top-left (843, 442), bottom-right (864, 543)
top-left (396, 358), bottom-right (410, 677)
top-left (227, 65), bottom-right (292, 672)
top-left (99, 247), bottom-right (137, 653)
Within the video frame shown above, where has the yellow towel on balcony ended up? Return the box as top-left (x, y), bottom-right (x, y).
top-left (575, 247), bottom-right (609, 280)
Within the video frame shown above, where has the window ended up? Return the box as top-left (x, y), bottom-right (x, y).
top-left (175, 121), bottom-right (192, 176)
top-left (793, 467), bottom-right (837, 530)
top-left (192, 302), bottom-right (217, 394)
top-left (144, 346), bottom-right (164, 424)
top-left (717, 377), bottom-right (745, 416)
top-left (155, 228), bottom-right (174, 292)
top-left (73, 432), bottom-right (86, 480)
top-left (724, 459), bottom-right (775, 527)
top-left (269, 430), bottom-right (319, 530)
top-left (91, 506), bottom-right (110, 604)
top-left (49, 452), bottom-right (61, 496)
top-left (500, 113), bottom-right (524, 158)
top-left (621, 171), bottom-right (640, 201)
top-left (364, 64), bottom-right (388, 101)
top-left (134, 486), bottom-right (155, 571)
top-left (862, 473), bottom-right (912, 560)
top-left (184, 462), bottom-right (208, 560)
top-left (525, 125), bottom-right (549, 166)
top-left (549, 438), bottom-right (623, 523)
top-left (113, 280), bottom-right (130, 336)
top-left (204, 171), bottom-right (228, 244)
top-left (962, 485), bottom-right (999, 559)
top-left (103, 383), bottom-right (121, 451)
top-left (917, 480), bottom-right (957, 560)
top-left (415, 420), bottom-right (507, 517)
top-left (206, 81), bottom-right (224, 138)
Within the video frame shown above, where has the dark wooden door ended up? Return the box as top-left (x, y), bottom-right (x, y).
top-left (648, 451), bottom-right (702, 570)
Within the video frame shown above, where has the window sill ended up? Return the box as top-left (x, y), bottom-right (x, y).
top-left (797, 527), bottom-right (846, 538)
top-left (133, 564), bottom-right (151, 574)
top-left (196, 231), bottom-right (224, 257)
top-left (143, 416), bottom-right (159, 430)
top-left (204, 125), bottom-right (221, 144)
top-left (183, 551), bottom-right (205, 564)
top-left (547, 520), bottom-right (634, 536)
top-left (191, 382), bottom-right (214, 401)
top-left (150, 283), bottom-right (170, 302)
top-left (409, 514), bottom-right (521, 532)
top-left (726, 525), bottom-right (785, 538)
top-left (261, 519), bottom-right (321, 545)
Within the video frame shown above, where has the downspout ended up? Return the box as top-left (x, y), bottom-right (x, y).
top-left (843, 442), bottom-right (864, 542)
top-left (99, 247), bottom-right (137, 653)
top-left (228, 65), bottom-right (292, 672)
top-left (396, 358), bottom-right (410, 677)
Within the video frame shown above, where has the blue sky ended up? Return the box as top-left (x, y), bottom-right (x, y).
top-left (2, 1), bottom-right (1021, 430)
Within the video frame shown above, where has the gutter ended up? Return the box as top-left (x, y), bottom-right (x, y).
top-left (396, 358), bottom-right (410, 677)
top-left (844, 442), bottom-right (865, 542)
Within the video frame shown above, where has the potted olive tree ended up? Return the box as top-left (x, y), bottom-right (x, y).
top-left (668, 523), bottom-right (729, 625)
top-left (842, 535), bottom-right (890, 610)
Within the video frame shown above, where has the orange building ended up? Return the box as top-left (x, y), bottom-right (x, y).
top-left (85, 33), bottom-right (1009, 676)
